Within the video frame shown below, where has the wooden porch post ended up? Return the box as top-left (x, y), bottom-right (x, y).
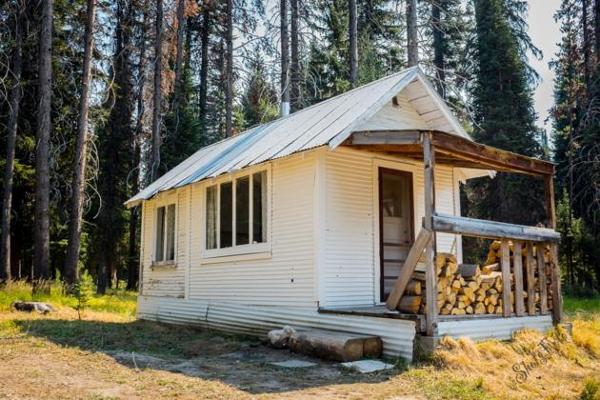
top-left (423, 132), bottom-right (437, 336)
top-left (544, 173), bottom-right (557, 229)
top-left (544, 169), bottom-right (563, 323)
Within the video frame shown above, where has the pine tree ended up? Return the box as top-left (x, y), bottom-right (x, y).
top-left (240, 48), bottom-right (279, 127)
top-left (0, 0), bottom-right (23, 283)
top-left (466, 0), bottom-right (544, 225)
top-left (34, 0), bottom-right (53, 291)
top-left (94, 0), bottom-right (134, 294)
top-left (64, 0), bottom-right (97, 286)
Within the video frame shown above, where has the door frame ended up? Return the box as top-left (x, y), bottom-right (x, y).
top-left (377, 167), bottom-right (415, 302)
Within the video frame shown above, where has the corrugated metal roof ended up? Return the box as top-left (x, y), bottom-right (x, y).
top-left (126, 66), bottom-right (469, 207)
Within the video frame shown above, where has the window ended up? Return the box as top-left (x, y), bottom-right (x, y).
top-left (205, 170), bottom-right (268, 253)
top-left (155, 204), bottom-right (176, 263)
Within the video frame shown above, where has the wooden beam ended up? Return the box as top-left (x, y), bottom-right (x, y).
top-left (501, 240), bottom-right (512, 317)
top-left (544, 174), bottom-right (557, 229)
top-left (513, 241), bottom-right (525, 316)
top-left (526, 242), bottom-right (536, 316)
top-left (431, 131), bottom-right (554, 176)
top-left (432, 213), bottom-right (560, 242)
top-left (550, 244), bottom-right (563, 323)
top-left (537, 244), bottom-right (548, 314)
top-left (345, 129), bottom-right (555, 176)
top-left (385, 228), bottom-right (432, 310)
top-left (351, 130), bottom-right (422, 145)
top-left (423, 132), bottom-right (437, 336)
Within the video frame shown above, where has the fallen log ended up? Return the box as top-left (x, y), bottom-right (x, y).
top-left (288, 329), bottom-right (382, 362)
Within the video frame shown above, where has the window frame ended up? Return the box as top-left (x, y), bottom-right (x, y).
top-left (202, 166), bottom-right (271, 259)
top-left (152, 197), bottom-right (178, 267)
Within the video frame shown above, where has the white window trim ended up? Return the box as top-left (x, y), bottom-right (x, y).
top-left (201, 165), bottom-right (272, 259)
top-left (152, 194), bottom-right (178, 268)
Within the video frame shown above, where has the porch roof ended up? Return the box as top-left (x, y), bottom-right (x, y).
top-left (344, 129), bottom-right (554, 176)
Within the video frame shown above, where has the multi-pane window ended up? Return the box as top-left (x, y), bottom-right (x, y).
top-left (206, 171), bottom-right (268, 251)
top-left (155, 204), bottom-right (176, 262)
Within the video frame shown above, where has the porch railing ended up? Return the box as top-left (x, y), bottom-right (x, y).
top-left (386, 213), bottom-right (562, 336)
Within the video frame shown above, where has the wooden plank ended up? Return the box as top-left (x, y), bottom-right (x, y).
top-left (385, 228), bottom-right (432, 310)
top-left (526, 242), bottom-right (536, 316)
top-left (345, 129), bottom-right (555, 176)
top-left (513, 241), bottom-right (525, 316)
top-left (430, 130), bottom-right (554, 176)
top-left (545, 174), bottom-right (557, 229)
top-left (501, 240), bottom-right (512, 317)
top-left (537, 244), bottom-right (548, 314)
top-left (350, 130), bottom-right (422, 145)
top-left (423, 132), bottom-right (437, 336)
top-left (550, 244), bottom-right (563, 323)
top-left (432, 213), bottom-right (560, 242)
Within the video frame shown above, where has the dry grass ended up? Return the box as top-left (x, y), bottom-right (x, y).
top-left (0, 296), bottom-right (598, 399)
top-left (431, 319), bottom-right (600, 400)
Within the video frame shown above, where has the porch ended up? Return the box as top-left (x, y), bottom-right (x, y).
top-left (326, 129), bottom-right (562, 338)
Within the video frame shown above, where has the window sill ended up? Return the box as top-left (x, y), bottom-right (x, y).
top-left (200, 251), bottom-right (272, 265)
top-left (151, 261), bottom-right (177, 269)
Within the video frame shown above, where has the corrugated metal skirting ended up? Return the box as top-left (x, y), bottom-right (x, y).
top-left (437, 315), bottom-right (554, 341)
top-left (137, 295), bottom-right (416, 360)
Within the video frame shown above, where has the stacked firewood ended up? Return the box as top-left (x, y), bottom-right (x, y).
top-left (397, 241), bottom-right (554, 315)
top-left (484, 241), bottom-right (555, 311)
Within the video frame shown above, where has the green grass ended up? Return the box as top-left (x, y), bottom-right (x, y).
top-left (564, 295), bottom-right (600, 316)
top-left (404, 368), bottom-right (491, 400)
top-left (0, 280), bottom-right (137, 316)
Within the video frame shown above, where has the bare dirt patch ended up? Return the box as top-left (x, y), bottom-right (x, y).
top-left (0, 307), bottom-right (598, 399)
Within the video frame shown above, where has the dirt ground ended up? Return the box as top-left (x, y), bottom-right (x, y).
top-left (0, 307), bottom-right (598, 400)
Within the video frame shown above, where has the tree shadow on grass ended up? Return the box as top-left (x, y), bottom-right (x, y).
top-left (13, 317), bottom-right (398, 394)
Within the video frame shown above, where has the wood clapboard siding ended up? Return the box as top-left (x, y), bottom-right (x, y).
top-left (140, 189), bottom-right (187, 298)
top-left (403, 80), bottom-right (456, 134)
top-left (355, 93), bottom-right (429, 132)
top-left (434, 166), bottom-right (457, 253)
top-left (187, 154), bottom-right (316, 307)
top-left (322, 150), bottom-right (376, 307)
top-left (320, 149), bottom-right (460, 307)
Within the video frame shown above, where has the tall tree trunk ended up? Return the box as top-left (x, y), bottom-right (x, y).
top-left (173, 0), bottom-right (186, 134)
top-left (199, 1), bottom-right (210, 131)
top-left (97, 0), bottom-right (133, 294)
top-left (126, 145), bottom-right (141, 290)
top-left (0, 1), bottom-right (24, 283)
top-left (595, 0), bottom-right (600, 58)
top-left (406, 0), bottom-right (418, 67)
top-left (64, 0), bottom-right (97, 286)
top-left (225, 0), bottom-right (234, 135)
top-left (151, 0), bottom-right (163, 182)
top-left (34, 0), bottom-right (53, 290)
top-left (280, 0), bottom-right (290, 116)
top-left (290, 0), bottom-right (300, 110)
top-left (583, 0), bottom-right (591, 86)
top-left (431, 0), bottom-right (445, 97)
top-left (127, 6), bottom-right (148, 292)
top-left (348, 0), bottom-right (358, 87)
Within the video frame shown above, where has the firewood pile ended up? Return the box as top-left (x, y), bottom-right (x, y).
top-left (396, 241), bottom-right (554, 316)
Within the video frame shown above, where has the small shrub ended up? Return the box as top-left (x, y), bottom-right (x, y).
top-left (73, 272), bottom-right (95, 320)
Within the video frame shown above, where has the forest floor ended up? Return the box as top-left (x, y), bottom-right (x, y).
top-left (0, 284), bottom-right (599, 399)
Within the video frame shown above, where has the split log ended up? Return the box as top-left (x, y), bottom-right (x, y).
top-left (397, 295), bottom-right (421, 313)
top-left (459, 264), bottom-right (481, 278)
top-left (482, 263), bottom-right (500, 274)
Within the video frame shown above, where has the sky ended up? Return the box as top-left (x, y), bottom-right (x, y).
top-left (527, 0), bottom-right (562, 131)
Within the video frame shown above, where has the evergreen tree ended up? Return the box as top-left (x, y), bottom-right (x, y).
top-left (239, 49), bottom-right (279, 128)
top-left (465, 0), bottom-right (544, 226)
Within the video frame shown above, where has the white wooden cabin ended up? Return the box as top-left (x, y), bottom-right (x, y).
top-left (126, 67), bottom-right (562, 360)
